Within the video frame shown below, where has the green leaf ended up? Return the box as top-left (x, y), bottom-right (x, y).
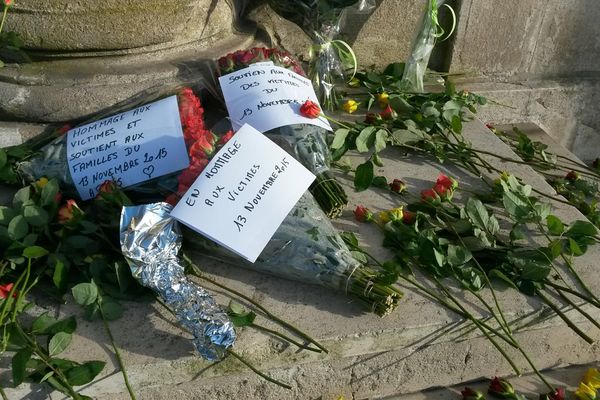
top-left (350, 251), bottom-right (368, 264)
top-left (23, 205), bottom-right (49, 226)
top-left (84, 303), bottom-right (101, 321)
top-left (451, 115), bottom-right (463, 133)
top-left (23, 246), bottom-right (49, 259)
top-left (101, 301), bottom-right (123, 321)
top-left (31, 313), bottom-right (58, 334)
top-left (8, 215), bottom-right (28, 240)
top-left (390, 129), bottom-right (425, 145)
top-left (489, 269), bottom-right (518, 289)
top-left (53, 259), bottom-right (68, 291)
top-left (331, 129), bottom-right (350, 150)
top-left (389, 95), bottom-right (414, 113)
top-left (354, 161), bottom-right (374, 192)
top-left (546, 215), bottom-right (564, 236)
top-left (0, 206), bottom-right (16, 225)
top-left (12, 186), bottom-right (31, 210)
top-left (447, 245), bottom-right (472, 267)
top-left (0, 149), bottom-right (7, 169)
top-left (306, 227), bottom-right (319, 241)
top-left (340, 231), bottom-right (359, 247)
top-left (47, 317), bottom-right (77, 335)
top-left (48, 332), bottom-right (72, 356)
top-left (71, 282), bottom-right (98, 306)
top-left (65, 360), bottom-right (106, 386)
top-left (230, 311), bottom-right (256, 327)
top-left (228, 301), bottom-right (245, 315)
top-left (355, 126), bottom-right (376, 153)
top-left (40, 179), bottom-right (60, 207)
top-left (40, 371), bottom-right (54, 383)
top-left (465, 198), bottom-right (489, 230)
top-left (566, 220), bottom-right (598, 237)
top-left (372, 175), bottom-right (388, 189)
top-left (22, 233), bottom-right (38, 247)
top-left (568, 238), bottom-right (584, 256)
top-left (12, 348), bottom-right (32, 386)
top-left (374, 129), bottom-right (388, 153)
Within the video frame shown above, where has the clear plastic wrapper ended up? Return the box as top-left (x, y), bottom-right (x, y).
top-left (216, 47), bottom-right (348, 218)
top-left (120, 202), bottom-right (236, 361)
top-left (265, 0), bottom-right (375, 110)
top-left (400, 0), bottom-right (450, 93)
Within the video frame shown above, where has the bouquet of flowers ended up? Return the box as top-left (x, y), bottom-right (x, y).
top-left (265, 0), bottom-right (374, 110)
top-left (1, 86), bottom-right (402, 317)
top-left (399, 0), bottom-right (455, 92)
top-left (216, 47), bottom-right (348, 218)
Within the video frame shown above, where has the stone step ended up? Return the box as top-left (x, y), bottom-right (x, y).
top-left (1, 116), bottom-right (599, 400)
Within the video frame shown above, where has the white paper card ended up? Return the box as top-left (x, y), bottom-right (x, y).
top-left (170, 124), bottom-right (315, 263)
top-left (67, 96), bottom-right (190, 200)
top-left (219, 64), bottom-right (331, 133)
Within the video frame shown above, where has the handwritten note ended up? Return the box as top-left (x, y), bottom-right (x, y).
top-left (170, 124), bottom-right (315, 263)
top-left (66, 96), bottom-right (190, 200)
top-left (219, 64), bottom-right (331, 133)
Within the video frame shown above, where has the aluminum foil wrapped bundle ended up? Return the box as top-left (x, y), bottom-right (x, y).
top-left (120, 202), bottom-right (236, 361)
top-left (216, 47), bottom-right (348, 218)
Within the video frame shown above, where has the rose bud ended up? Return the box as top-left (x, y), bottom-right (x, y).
top-left (488, 377), bottom-right (516, 399)
top-left (436, 173), bottom-right (459, 190)
top-left (389, 179), bottom-right (407, 194)
top-left (377, 92), bottom-right (389, 108)
top-left (565, 170), bottom-right (580, 181)
top-left (461, 387), bottom-right (486, 400)
top-left (421, 188), bottom-right (440, 204)
top-left (365, 113), bottom-right (381, 124)
top-left (402, 210), bottom-right (416, 225)
top-left (539, 387), bottom-right (565, 400)
top-left (380, 105), bottom-right (397, 120)
top-left (354, 205), bottom-right (374, 223)
top-left (299, 100), bottom-right (321, 119)
top-left (0, 283), bottom-right (17, 299)
top-left (58, 199), bottom-right (82, 224)
top-left (342, 99), bottom-right (359, 114)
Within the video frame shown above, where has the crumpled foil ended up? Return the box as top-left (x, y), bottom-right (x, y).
top-left (119, 202), bottom-right (236, 361)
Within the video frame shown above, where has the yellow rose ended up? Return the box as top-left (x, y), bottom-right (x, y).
top-left (342, 99), bottom-right (359, 114)
top-left (575, 382), bottom-right (597, 400)
top-left (584, 368), bottom-right (600, 390)
top-left (377, 92), bottom-right (389, 108)
top-left (35, 177), bottom-right (49, 189)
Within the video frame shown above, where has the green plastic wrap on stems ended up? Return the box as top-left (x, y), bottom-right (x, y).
top-left (400, 0), bottom-right (453, 93)
top-left (216, 47), bottom-right (348, 218)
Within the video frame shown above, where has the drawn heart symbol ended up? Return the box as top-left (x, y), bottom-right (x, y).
top-left (142, 165), bottom-right (155, 179)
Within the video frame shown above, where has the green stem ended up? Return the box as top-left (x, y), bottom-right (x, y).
top-left (536, 289), bottom-right (594, 345)
top-left (182, 254), bottom-right (328, 354)
top-left (0, 7), bottom-right (8, 35)
top-left (544, 281), bottom-right (600, 309)
top-left (551, 287), bottom-right (600, 332)
top-left (0, 387), bottom-right (8, 400)
top-left (98, 303), bottom-right (137, 400)
top-left (13, 321), bottom-right (82, 399)
top-left (227, 349), bottom-right (291, 390)
top-left (250, 323), bottom-right (322, 353)
top-left (434, 280), bottom-right (522, 376)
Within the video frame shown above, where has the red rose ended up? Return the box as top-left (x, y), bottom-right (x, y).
top-left (488, 377), bottom-right (515, 399)
top-left (565, 170), bottom-right (580, 181)
top-left (58, 199), bottom-right (81, 224)
top-left (165, 193), bottom-right (181, 206)
top-left (57, 124), bottom-right (72, 136)
top-left (189, 133), bottom-right (216, 159)
top-left (218, 130), bottom-right (235, 146)
top-left (365, 113), bottom-right (381, 124)
top-left (436, 173), bottom-right (458, 190)
top-left (421, 188), bottom-right (440, 204)
top-left (380, 105), bottom-right (396, 120)
top-left (461, 387), bottom-right (485, 400)
top-left (389, 178), bottom-right (406, 194)
top-left (178, 159), bottom-right (209, 189)
top-left (0, 283), bottom-right (16, 299)
top-left (402, 210), bottom-right (416, 225)
top-left (98, 180), bottom-right (116, 194)
top-left (539, 387), bottom-right (565, 400)
top-left (299, 100), bottom-right (321, 119)
top-left (354, 205), bottom-right (374, 223)
top-left (3, 0), bottom-right (13, 5)
top-left (433, 182), bottom-right (453, 201)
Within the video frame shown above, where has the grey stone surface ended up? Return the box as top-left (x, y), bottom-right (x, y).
top-left (0, 34), bottom-right (260, 122)
top-left (449, 0), bottom-right (600, 79)
top-left (1, 118), bottom-right (600, 399)
top-left (5, 0), bottom-right (235, 54)
top-left (454, 78), bottom-right (600, 163)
